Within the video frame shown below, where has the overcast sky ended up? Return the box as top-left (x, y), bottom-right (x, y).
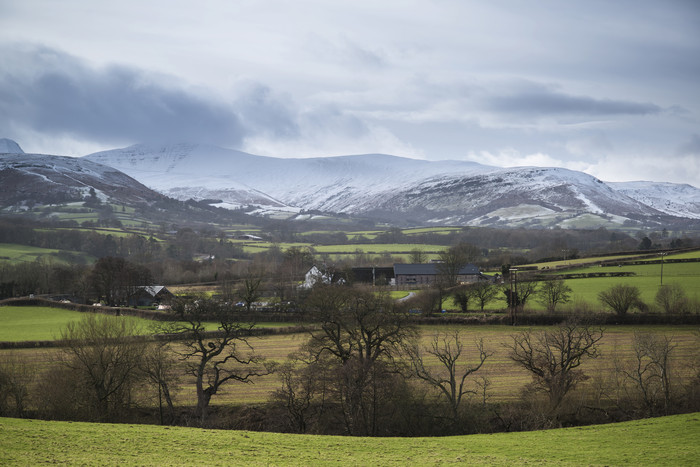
top-left (1, 0), bottom-right (699, 185)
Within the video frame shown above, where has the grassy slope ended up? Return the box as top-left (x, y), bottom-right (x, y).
top-left (0, 243), bottom-right (92, 265)
top-left (555, 261), bottom-right (700, 305)
top-left (0, 413), bottom-right (698, 466)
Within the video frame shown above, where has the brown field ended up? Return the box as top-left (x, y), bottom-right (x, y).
top-left (4, 324), bottom-right (697, 409)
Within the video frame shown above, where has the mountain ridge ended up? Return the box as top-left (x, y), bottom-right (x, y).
top-left (2, 138), bottom-right (698, 228)
top-left (82, 142), bottom-right (700, 227)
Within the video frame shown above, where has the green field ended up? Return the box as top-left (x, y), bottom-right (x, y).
top-left (233, 240), bottom-right (448, 261)
top-left (0, 307), bottom-right (294, 342)
top-left (0, 307), bottom-right (160, 341)
top-left (542, 261), bottom-right (700, 306)
top-left (0, 243), bottom-right (93, 265)
top-left (1, 413), bottom-right (698, 466)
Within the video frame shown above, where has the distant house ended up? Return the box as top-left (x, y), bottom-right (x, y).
top-left (128, 286), bottom-right (174, 307)
top-left (235, 234), bottom-right (264, 241)
top-left (393, 263), bottom-right (484, 287)
top-left (301, 266), bottom-right (347, 289)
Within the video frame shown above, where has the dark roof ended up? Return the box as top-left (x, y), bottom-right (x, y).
top-left (393, 263), bottom-right (480, 275)
top-left (351, 267), bottom-right (395, 280)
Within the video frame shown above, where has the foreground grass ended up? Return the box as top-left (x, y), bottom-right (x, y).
top-left (1, 413), bottom-right (698, 466)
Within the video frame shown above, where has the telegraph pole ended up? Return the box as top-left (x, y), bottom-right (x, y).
top-left (510, 268), bottom-right (517, 325)
top-left (660, 252), bottom-right (667, 286)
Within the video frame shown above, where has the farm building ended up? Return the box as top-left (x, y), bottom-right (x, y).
top-left (351, 267), bottom-right (395, 285)
top-left (127, 285), bottom-right (174, 307)
top-left (393, 263), bottom-right (485, 287)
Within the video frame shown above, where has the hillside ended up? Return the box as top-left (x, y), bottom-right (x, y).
top-left (609, 181), bottom-right (700, 219)
top-left (1, 413), bottom-right (698, 465)
top-left (0, 146), bottom-right (259, 228)
top-left (0, 152), bottom-right (168, 208)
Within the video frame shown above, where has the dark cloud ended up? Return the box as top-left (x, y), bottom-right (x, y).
top-left (485, 89), bottom-right (662, 118)
top-left (676, 134), bottom-right (700, 156)
top-left (0, 44), bottom-right (290, 147)
top-left (233, 83), bottom-right (299, 139)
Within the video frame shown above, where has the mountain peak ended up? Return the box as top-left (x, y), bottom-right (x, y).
top-left (0, 138), bottom-right (24, 154)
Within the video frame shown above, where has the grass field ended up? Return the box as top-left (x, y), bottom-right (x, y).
top-left (1, 413), bottom-right (698, 465)
top-left (3, 317), bottom-right (696, 407)
top-left (0, 243), bottom-right (92, 265)
top-left (233, 241), bottom-right (448, 261)
top-left (545, 261), bottom-right (700, 305)
top-left (0, 306), bottom-right (296, 342)
top-left (171, 324), bottom-right (700, 406)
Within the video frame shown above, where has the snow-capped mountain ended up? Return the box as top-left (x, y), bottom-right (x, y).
top-left (82, 142), bottom-right (694, 227)
top-left (84, 143), bottom-right (496, 214)
top-left (0, 146), bottom-right (168, 208)
top-left (362, 167), bottom-right (663, 226)
top-left (608, 181), bottom-right (700, 219)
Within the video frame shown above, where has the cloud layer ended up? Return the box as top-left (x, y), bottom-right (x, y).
top-left (0, 45), bottom-right (245, 147)
top-left (0, 1), bottom-right (698, 185)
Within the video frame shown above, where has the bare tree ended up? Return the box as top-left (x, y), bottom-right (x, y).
top-left (140, 342), bottom-right (179, 425)
top-left (272, 350), bottom-right (325, 433)
top-left (165, 296), bottom-right (271, 424)
top-left (0, 352), bottom-right (34, 417)
top-left (436, 242), bottom-right (480, 288)
top-left (507, 323), bottom-right (604, 413)
top-left (537, 279), bottom-right (573, 312)
top-left (655, 284), bottom-right (688, 314)
top-left (470, 281), bottom-right (498, 313)
top-left (409, 248), bottom-right (427, 264)
top-left (238, 264), bottom-right (265, 313)
top-left (303, 285), bottom-right (416, 435)
top-left (598, 284), bottom-right (642, 316)
top-left (59, 314), bottom-right (147, 421)
top-left (452, 287), bottom-right (474, 313)
top-left (408, 331), bottom-right (490, 425)
top-left (618, 332), bottom-right (676, 415)
top-left (503, 280), bottom-right (540, 313)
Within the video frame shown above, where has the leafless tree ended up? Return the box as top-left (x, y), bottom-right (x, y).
top-left (140, 342), bottom-right (180, 425)
top-left (470, 281), bottom-right (499, 313)
top-left (598, 284), bottom-right (642, 316)
top-left (273, 349), bottom-right (327, 433)
top-left (59, 314), bottom-right (147, 421)
top-left (507, 323), bottom-right (604, 413)
top-left (436, 242), bottom-right (480, 288)
top-left (408, 331), bottom-right (490, 424)
top-left (164, 296), bottom-right (272, 424)
top-left (303, 285), bottom-right (416, 435)
top-left (537, 279), bottom-right (573, 312)
top-left (238, 264), bottom-right (265, 313)
top-left (0, 352), bottom-right (34, 417)
top-left (618, 332), bottom-right (676, 415)
top-left (452, 287), bottom-right (474, 313)
top-left (655, 284), bottom-right (688, 314)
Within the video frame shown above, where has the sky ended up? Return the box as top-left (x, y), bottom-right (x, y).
top-left (1, 0), bottom-right (699, 185)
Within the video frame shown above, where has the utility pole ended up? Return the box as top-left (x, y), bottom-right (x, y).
top-left (509, 268), bottom-right (518, 325)
top-left (660, 252), bottom-right (667, 286)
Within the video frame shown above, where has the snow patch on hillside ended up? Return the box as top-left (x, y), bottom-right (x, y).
top-left (609, 181), bottom-right (700, 219)
top-left (0, 138), bottom-right (24, 154)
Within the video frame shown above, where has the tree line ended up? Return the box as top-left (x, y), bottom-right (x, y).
top-left (1, 284), bottom-right (699, 436)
